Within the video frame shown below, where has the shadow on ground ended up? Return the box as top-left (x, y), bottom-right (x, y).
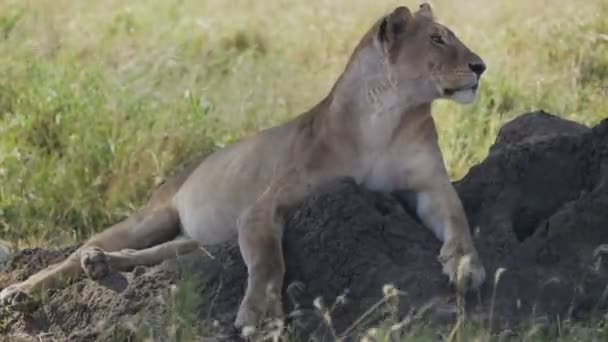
top-left (1, 111), bottom-right (607, 341)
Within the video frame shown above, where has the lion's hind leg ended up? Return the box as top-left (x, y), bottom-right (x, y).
top-left (0, 206), bottom-right (183, 311)
top-left (87, 239), bottom-right (199, 274)
top-left (78, 206), bottom-right (182, 280)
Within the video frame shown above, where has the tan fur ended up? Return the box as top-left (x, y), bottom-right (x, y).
top-left (0, 3), bottom-right (487, 327)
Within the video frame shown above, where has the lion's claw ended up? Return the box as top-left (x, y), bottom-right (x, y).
top-left (0, 284), bottom-right (36, 312)
top-left (80, 247), bottom-right (111, 280)
top-left (439, 239), bottom-right (486, 293)
top-left (234, 292), bottom-right (284, 329)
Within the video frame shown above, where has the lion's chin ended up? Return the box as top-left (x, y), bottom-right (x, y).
top-left (449, 88), bottom-right (477, 104)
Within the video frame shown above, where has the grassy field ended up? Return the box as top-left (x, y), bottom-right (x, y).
top-left (0, 0), bottom-right (606, 245)
top-left (0, 0), bottom-right (607, 339)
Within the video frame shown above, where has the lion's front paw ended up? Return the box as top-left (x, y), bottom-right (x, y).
top-left (0, 283), bottom-right (36, 312)
top-left (80, 247), bottom-right (111, 280)
top-left (439, 239), bottom-right (486, 292)
top-left (234, 293), bottom-right (283, 329)
top-left (235, 305), bottom-right (259, 329)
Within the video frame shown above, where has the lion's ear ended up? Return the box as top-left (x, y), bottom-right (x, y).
top-left (378, 6), bottom-right (413, 44)
top-left (417, 3), bottom-right (434, 20)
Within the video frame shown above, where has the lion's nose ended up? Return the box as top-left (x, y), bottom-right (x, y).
top-left (469, 62), bottom-right (486, 77)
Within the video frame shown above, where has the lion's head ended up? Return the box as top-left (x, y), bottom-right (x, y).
top-left (367, 3), bottom-right (486, 105)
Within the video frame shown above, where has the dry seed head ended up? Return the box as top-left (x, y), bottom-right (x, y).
top-left (456, 254), bottom-right (473, 289)
top-left (366, 327), bottom-right (378, 337)
top-left (390, 322), bottom-right (403, 331)
top-left (286, 281), bottom-right (305, 294)
top-left (323, 310), bottom-right (333, 326)
top-left (241, 325), bottom-right (256, 338)
top-left (593, 244), bottom-right (608, 258)
top-left (313, 297), bottom-right (325, 311)
top-left (335, 291), bottom-right (348, 306)
top-left (382, 283), bottom-right (398, 298)
top-left (169, 284), bottom-right (178, 295)
top-left (494, 267), bottom-right (507, 286)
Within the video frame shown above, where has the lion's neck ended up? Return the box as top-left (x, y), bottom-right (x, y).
top-left (325, 43), bottom-right (434, 150)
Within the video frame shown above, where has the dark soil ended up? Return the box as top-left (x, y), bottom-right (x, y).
top-left (1, 111), bottom-right (607, 341)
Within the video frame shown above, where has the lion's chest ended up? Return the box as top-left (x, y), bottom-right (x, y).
top-left (357, 143), bottom-right (437, 193)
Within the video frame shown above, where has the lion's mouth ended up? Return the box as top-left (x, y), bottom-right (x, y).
top-left (443, 83), bottom-right (479, 96)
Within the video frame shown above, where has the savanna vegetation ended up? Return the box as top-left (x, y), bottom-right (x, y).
top-left (1, 0), bottom-right (606, 245)
top-left (0, 0), bottom-right (606, 340)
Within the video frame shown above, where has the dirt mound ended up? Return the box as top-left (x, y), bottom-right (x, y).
top-left (1, 111), bottom-right (607, 341)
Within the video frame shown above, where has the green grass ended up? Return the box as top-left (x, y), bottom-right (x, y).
top-left (0, 1), bottom-right (606, 339)
top-left (0, 0), bottom-right (606, 245)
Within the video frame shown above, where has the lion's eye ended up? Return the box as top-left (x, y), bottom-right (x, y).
top-left (431, 35), bottom-right (445, 45)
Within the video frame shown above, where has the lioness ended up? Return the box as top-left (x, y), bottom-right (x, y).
top-left (0, 4), bottom-right (486, 327)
